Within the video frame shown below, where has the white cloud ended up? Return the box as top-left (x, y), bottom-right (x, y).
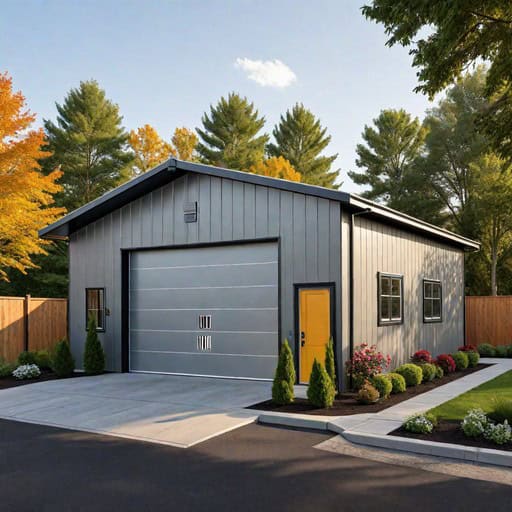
top-left (235, 58), bottom-right (297, 88)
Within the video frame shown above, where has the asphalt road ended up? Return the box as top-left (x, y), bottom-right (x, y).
top-left (0, 419), bottom-right (508, 512)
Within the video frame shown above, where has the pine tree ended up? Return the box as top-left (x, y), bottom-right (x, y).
top-left (272, 339), bottom-right (296, 405)
top-left (267, 103), bottom-right (338, 188)
top-left (307, 359), bottom-right (335, 408)
top-left (52, 339), bottom-right (75, 377)
top-left (325, 337), bottom-right (336, 388)
top-left (43, 80), bottom-right (133, 211)
top-left (83, 315), bottom-right (105, 375)
top-left (196, 93), bottom-right (268, 170)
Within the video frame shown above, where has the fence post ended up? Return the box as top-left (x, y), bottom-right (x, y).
top-left (24, 294), bottom-right (30, 352)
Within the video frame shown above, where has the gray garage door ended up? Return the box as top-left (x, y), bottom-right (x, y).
top-left (129, 242), bottom-right (279, 379)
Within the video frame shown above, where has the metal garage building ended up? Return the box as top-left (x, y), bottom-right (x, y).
top-left (40, 158), bottom-right (479, 389)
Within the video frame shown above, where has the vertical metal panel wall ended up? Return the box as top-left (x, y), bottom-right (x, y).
top-left (348, 213), bottom-right (464, 365)
top-left (69, 173), bottom-right (342, 376)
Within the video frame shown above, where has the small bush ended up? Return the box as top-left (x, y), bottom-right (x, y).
top-left (12, 364), bottom-right (41, 380)
top-left (83, 315), bottom-right (106, 375)
top-left (494, 345), bottom-right (508, 358)
top-left (0, 361), bottom-right (16, 378)
top-left (52, 339), bottom-right (75, 378)
top-left (403, 414), bottom-right (435, 434)
top-left (411, 349), bottom-right (432, 364)
top-left (345, 343), bottom-right (391, 390)
top-left (477, 343), bottom-right (496, 357)
top-left (436, 354), bottom-right (456, 373)
top-left (458, 344), bottom-right (477, 352)
top-left (466, 351), bottom-right (480, 367)
top-left (395, 363), bottom-right (423, 387)
top-left (451, 351), bottom-right (469, 370)
top-left (371, 374), bottom-right (392, 400)
top-left (325, 337), bottom-right (336, 388)
top-left (272, 339), bottom-right (295, 405)
top-left (420, 363), bottom-right (437, 382)
top-left (489, 398), bottom-right (512, 424)
top-left (34, 350), bottom-right (52, 370)
top-left (461, 408), bottom-right (488, 437)
top-left (357, 380), bottom-right (380, 404)
top-left (434, 363), bottom-right (444, 379)
top-left (307, 359), bottom-right (335, 408)
top-left (507, 345), bottom-right (512, 358)
top-left (484, 421), bottom-right (512, 445)
top-left (386, 372), bottom-right (406, 394)
top-left (18, 351), bottom-right (37, 366)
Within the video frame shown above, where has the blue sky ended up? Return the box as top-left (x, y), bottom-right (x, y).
top-left (1, 0), bottom-right (433, 192)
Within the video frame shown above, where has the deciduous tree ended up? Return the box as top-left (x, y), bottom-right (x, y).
top-left (0, 73), bottom-right (64, 280)
top-left (197, 93), bottom-right (268, 170)
top-left (129, 124), bottom-right (174, 175)
top-left (171, 127), bottom-right (198, 161)
top-left (267, 103), bottom-right (338, 188)
top-left (249, 156), bottom-right (301, 182)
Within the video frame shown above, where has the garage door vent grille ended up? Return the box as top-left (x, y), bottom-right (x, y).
top-left (198, 314), bottom-right (212, 329)
top-left (197, 335), bottom-right (212, 351)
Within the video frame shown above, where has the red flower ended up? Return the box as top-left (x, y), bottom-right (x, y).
top-left (411, 349), bottom-right (432, 364)
top-left (458, 344), bottom-right (477, 352)
top-left (436, 354), bottom-right (456, 373)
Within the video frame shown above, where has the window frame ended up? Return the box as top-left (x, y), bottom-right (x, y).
top-left (377, 272), bottom-right (404, 326)
top-left (85, 288), bottom-right (106, 332)
top-left (423, 279), bottom-right (442, 323)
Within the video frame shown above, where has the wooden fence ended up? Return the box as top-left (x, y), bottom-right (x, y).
top-left (0, 296), bottom-right (68, 362)
top-left (465, 296), bottom-right (512, 347)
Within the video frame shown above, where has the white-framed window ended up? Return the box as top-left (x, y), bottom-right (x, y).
top-left (423, 280), bottom-right (442, 323)
top-left (378, 273), bottom-right (403, 325)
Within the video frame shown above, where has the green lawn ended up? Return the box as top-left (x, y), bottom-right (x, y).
top-left (429, 371), bottom-right (512, 420)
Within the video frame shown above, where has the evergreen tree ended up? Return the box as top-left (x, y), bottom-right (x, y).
top-left (196, 93), bottom-right (268, 170)
top-left (83, 315), bottom-right (105, 375)
top-left (43, 80), bottom-right (133, 211)
top-left (325, 337), bottom-right (336, 389)
top-left (52, 339), bottom-right (75, 377)
top-left (307, 359), bottom-right (335, 408)
top-left (271, 339), bottom-right (295, 405)
top-left (267, 103), bottom-right (338, 188)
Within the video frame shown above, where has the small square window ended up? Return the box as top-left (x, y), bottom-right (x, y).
top-left (378, 273), bottom-right (403, 325)
top-left (423, 280), bottom-right (442, 323)
top-left (86, 288), bottom-right (105, 331)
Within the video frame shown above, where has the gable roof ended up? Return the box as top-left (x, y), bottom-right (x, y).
top-left (39, 158), bottom-right (479, 251)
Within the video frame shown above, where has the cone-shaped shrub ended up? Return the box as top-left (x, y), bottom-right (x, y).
top-left (83, 315), bottom-right (105, 375)
top-left (272, 339), bottom-right (295, 405)
top-left (325, 337), bottom-right (336, 389)
top-left (307, 359), bottom-right (335, 408)
top-left (52, 339), bottom-right (75, 377)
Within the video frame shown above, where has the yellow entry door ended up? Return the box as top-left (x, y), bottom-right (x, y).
top-left (299, 287), bottom-right (331, 383)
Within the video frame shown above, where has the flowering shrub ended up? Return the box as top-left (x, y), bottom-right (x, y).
top-left (461, 408), bottom-right (488, 437)
top-left (436, 354), bottom-right (456, 373)
top-left (345, 343), bottom-right (391, 389)
top-left (12, 364), bottom-right (41, 380)
top-left (484, 421), bottom-right (512, 445)
top-left (458, 344), bottom-right (477, 352)
top-left (411, 350), bottom-right (432, 364)
top-left (403, 414), bottom-right (436, 434)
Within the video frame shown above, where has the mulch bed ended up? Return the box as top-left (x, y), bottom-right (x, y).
top-left (391, 419), bottom-right (512, 452)
top-left (0, 371), bottom-right (85, 390)
top-left (247, 364), bottom-right (490, 416)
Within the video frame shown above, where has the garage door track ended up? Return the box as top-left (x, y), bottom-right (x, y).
top-left (0, 374), bottom-right (271, 447)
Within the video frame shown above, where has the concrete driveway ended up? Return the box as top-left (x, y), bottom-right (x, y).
top-left (0, 373), bottom-right (271, 447)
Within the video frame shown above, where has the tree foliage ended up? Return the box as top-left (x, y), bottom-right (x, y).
top-left (171, 127), bottom-right (198, 161)
top-left (272, 339), bottom-right (295, 405)
top-left (267, 103), bottom-right (338, 188)
top-left (83, 314), bottom-right (105, 375)
top-left (249, 156), bottom-right (301, 182)
top-left (129, 124), bottom-right (173, 175)
top-left (43, 80), bottom-right (133, 211)
top-left (362, 1), bottom-right (512, 158)
top-left (197, 93), bottom-right (268, 170)
top-left (0, 73), bottom-right (65, 280)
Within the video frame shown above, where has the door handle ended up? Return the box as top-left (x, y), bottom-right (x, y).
top-left (301, 331), bottom-right (305, 347)
top-left (301, 340), bottom-right (305, 347)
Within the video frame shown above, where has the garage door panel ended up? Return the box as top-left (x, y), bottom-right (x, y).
top-left (130, 331), bottom-right (278, 356)
top-left (130, 262), bottom-right (277, 289)
top-left (130, 286), bottom-right (277, 310)
top-left (129, 242), bottom-right (279, 379)
top-left (130, 351), bottom-right (278, 379)
top-left (129, 308), bottom-right (278, 333)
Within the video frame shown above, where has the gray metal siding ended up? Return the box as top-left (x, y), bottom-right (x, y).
top-left (68, 173), bottom-right (342, 379)
top-left (348, 213), bottom-right (464, 367)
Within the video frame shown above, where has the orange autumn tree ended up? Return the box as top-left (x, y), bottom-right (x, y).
top-left (249, 156), bottom-right (301, 182)
top-left (128, 124), bottom-right (174, 175)
top-left (171, 127), bottom-right (198, 161)
top-left (0, 72), bottom-right (64, 280)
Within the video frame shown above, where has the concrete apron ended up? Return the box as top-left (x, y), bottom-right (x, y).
top-left (257, 358), bottom-right (512, 468)
top-left (0, 373), bottom-right (272, 448)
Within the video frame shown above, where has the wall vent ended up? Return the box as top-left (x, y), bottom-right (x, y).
top-left (183, 201), bottom-right (198, 223)
top-left (197, 335), bottom-right (212, 351)
top-left (198, 314), bottom-right (212, 329)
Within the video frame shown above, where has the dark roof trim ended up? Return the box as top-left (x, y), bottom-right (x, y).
top-left (39, 158), bottom-right (479, 251)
